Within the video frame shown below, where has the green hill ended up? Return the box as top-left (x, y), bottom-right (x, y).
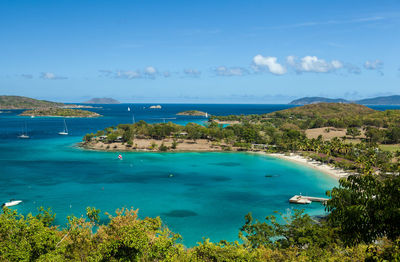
top-left (0, 95), bottom-right (64, 109)
top-left (269, 103), bottom-right (376, 119)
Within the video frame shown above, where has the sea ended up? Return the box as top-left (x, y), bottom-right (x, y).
top-left (1, 104), bottom-right (398, 246)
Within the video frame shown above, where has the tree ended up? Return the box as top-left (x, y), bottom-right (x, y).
top-left (346, 127), bottom-right (361, 139)
top-left (326, 173), bottom-right (400, 245)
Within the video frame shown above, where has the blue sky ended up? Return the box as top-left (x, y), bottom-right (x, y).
top-left (0, 0), bottom-right (399, 103)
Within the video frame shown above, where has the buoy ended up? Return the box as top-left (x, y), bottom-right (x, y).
top-left (118, 154), bottom-right (123, 160)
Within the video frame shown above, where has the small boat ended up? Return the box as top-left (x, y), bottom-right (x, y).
top-left (2, 200), bottom-right (22, 208)
top-left (128, 107), bottom-right (131, 111)
top-left (205, 112), bottom-right (208, 118)
top-left (18, 121), bottom-right (30, 139)
top-left (58, 119), bottom-right (68, 135)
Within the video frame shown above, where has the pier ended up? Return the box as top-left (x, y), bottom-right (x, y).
top-left (289, 195), bottom-right (329, 204)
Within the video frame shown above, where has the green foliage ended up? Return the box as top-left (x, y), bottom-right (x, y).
top-left (327, 173), bottom-right (400, 245)
top-left (83, 133), bottom-right (95, 142)
top-left (346, 127), bottom-right (361, 138)
top-left (20, 108), bottom-right (100, 117)
top-left (85, 207), bottom-right (100, 223)
top-left (159, 143), bottom-right (169, 152)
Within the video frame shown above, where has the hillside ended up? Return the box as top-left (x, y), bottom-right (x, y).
top-left (83, 98), bottom-right (120, 104)
top-left (0, 95), bottom-right (64, 109)
top-left (269, 103), bottom-right (375, 119)
top-left (356, 95), bottom-right (400, 105)
top-left (289, 97), bottom-right (350, 105)
top-left (20, 108), bottom-right (101, 117)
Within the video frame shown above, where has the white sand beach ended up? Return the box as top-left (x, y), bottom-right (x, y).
top-left (262, 153), bottom-right (351, 179)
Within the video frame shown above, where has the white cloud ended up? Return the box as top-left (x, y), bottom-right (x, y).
top-left (287, 56), bottom-right (343, 73)
top-left (40, 72), bottom-right (68, 80)
top-left (253, 55), bottom-right (287, 75)
top-left (144, 66), bottom-right (157, 75)
top-left (183, 69), bottom-right (201, 77)
top-left (214, 66), bottom-right (247, 76)
top-left (364, 60), bottom-right (384, 70)
top-left (115, 70), bottom-right (141, 79)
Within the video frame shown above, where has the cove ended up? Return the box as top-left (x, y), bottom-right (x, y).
top-left (0, 137), bottom-right (337, 246)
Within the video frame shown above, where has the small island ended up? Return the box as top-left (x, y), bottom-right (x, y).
top-left (149, 105), bottom-right (162, 109)
top-left (177, 110), bottom-right (208, 116)
top-left (20, 108), bottom-right (102, 118)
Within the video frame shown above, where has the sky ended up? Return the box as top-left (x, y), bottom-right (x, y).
top-left (0, 0), bottom-right (399, 103)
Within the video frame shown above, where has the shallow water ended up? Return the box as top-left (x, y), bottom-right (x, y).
top-left (1, 104), bottom-right (396, 246)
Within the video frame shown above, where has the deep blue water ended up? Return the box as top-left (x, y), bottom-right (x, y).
top-left (0, 104), bottom-right (398, 246)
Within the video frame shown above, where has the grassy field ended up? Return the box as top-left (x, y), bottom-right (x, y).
top-left (379, 144), bottom-right (400, 152)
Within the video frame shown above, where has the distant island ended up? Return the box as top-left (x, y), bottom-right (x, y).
top-left (0, 95), bottom-right (96, 109)
top-left (177, 110), bottom-right (207, 116)
top-left (0, 95), bottom-right (64, 109)
top-left (289, 97), bottom-right (350, 105)
top-left (20, 108), bottom-right (101, 118)
top-left (149, 105), bottom-right (162, 109)
top-left (289, 95), bottom-right (400, 105)
top-left (83, 98), bottom-right (120, 104)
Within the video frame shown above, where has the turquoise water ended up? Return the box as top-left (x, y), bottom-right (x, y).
top-left (2, 103), bottom-right (379, 246)
top-left (0, 136), bottom-right (337, 246)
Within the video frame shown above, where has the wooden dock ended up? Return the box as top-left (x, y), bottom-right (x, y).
top-left (289, 195), bottom-right (329, 204)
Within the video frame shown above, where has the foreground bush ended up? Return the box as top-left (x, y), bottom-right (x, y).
top-left (3, 206), bottom-right (392, 261)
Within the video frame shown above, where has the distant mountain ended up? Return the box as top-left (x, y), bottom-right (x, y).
top-left (83, 98), bottom-right (120, 104)
top-left (0, 95), bottom-right (64, 109)
top-left (289, 95), bottom-right (400, 105)
top-left (289, 97), bottom-right (350, 105)
top-left (356, 95), bottom-right (400, 105)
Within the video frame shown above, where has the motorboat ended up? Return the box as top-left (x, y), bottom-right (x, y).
top-left (2, 200), bottom-right (22, 208)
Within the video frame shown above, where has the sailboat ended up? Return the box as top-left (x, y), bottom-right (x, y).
top-left (58, 119), bottom-right (68, 135)
top-left (128, 107), bottom-right (131, 111)
top-left (205, 112), bottom-right (208, 118)
top-left (18, 121), bottom-right (30, 139)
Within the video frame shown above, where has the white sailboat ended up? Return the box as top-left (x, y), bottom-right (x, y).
top-left (18, 121), bottom-right (30, 139)
top-left (205, 112), bottom-right (208, 118)
top-left (58, 119), bottom-right (68, 135)
top-left (128, 107), bottom-right (131, 111)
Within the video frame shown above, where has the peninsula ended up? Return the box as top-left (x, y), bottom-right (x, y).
top-left (81, 103), bottom-right (400, 177)
top-left (20, 108), bottom-right (101, 117)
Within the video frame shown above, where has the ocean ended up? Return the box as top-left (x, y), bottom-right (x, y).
top-left (0, 104), bottom-right (397, 246)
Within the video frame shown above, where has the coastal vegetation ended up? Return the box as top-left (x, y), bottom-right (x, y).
top-left (177, 110), bottom-right (208, 116)
top-left (20, 108), bottom-right (101, 117)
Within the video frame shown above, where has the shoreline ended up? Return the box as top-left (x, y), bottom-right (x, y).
top-left (262, 152), bottom-right (350, 179)
top-left (79, 140), bottom-right (350, 179)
